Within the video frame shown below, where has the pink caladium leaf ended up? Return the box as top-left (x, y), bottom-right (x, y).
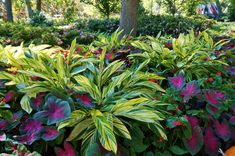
top-left (76, 94), bottom-right (94, 108)
top-left (204, 90), bottom-right (219, 107)
top-left (19, 119), bottom-right (43, 135)
top-left (0, 133), bottom-right (6, 141)
top-left (215, 91), bottom-right (225, 100)
top-left (168, 75), bottom-right (185, 90)
top-left (181, 81), bottom-right (200, 101)
top-left (204, 128), bottom-right (220, 156)
top-left (41, 127), bottom-right (59, 141)
top-left (55, 142), bottom-right (76, 156)
top-left (214, 120), bottom-right (231, 142)
top-left (183, 126), bottom-right (203, 155)
top-left (33, 96), bottom-right (71, 125)
top-left (185, 116), bottom-right (199, 128)
top-left (229, 116), bottom-right (235, 125)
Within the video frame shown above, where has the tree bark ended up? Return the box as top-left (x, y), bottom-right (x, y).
top-left (36, 0), bottom-right (42, 12)
top-left (4, 0), bottom-right (13, 22)
top-left (215, 0), bottom-right (222, 17)
top-left (25, 0), bottom-right (34, 18)
top-left (119, 0), bottom-right (139, 38)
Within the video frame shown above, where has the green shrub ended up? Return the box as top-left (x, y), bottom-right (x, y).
top-left (228, 0), bottom-right (235, 21)
top-left (137, 15), bottom-right (216, 37)
top-left (75, 18), bottom-right (119, 34)
top-left (0, 22), bottom-right (95, 47)
top-left (28, 11), bottom-right (53, 26)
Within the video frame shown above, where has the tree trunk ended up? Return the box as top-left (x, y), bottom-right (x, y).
top-left (119, 0), bottom-right (139, 38)
top-left (25, 0), bottom-right (34, 18)
top-left (36, 0), bottom-right (42, 12)
top-left (4, 0), bottom-right (13, 22)
top-left (215, 0), bottom-right (223, 17)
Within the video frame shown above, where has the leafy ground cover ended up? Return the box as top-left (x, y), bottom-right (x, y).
top-left (0, 29), bottom-right (234, 155)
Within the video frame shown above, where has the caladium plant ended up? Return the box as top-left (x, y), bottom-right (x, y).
top-left (15, 117), bottom-right (60, 145)
top-left (168, 74), bottom-right (185, 90)
top-left (157, 69), bottom-right (234, 155)
top-left (204, 128), bottom-right (220, 156)
top-left (33, 96), bottom-right (71, 125)
top-left (181, 81), bottom-right (200, 102)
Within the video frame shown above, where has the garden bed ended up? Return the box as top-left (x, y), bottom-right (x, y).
top-left (0, 30), bottom-right (234, 156)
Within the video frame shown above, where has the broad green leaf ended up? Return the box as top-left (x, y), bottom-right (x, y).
top-left (91, 110), bottom-right (117, 153)
top-left (66, 119), bottom-right (92, 141)
top-left (58, 110), bottom-right (86, 130)
top-left (85, 143), bottom-right (101, 156)
top-left (169, 146), bottom-right (188, 155)
top-left (112, 97), bottom-right (148, 112)
top-left (20, 95), bottom-right (32, 114)
top-left (113, 117), bottom-right (131, 139)
top-left (114, 108), bottom-right (163, 123)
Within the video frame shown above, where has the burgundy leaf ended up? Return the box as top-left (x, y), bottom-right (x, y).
top-left (230, 127), bottom-right (235, 141)
top-left (105, 54), bottom-right (113, 60)
top-left (0, 81), bottom-right (4, 87)
top-left (232, 104), bottom-right (235, 115)
top-left (76, 94), bottom-right (94, 108)
top-left (214, 120), bottom-right (231, 141)
top-left (14, 133), bottom-right (39, 145)
top-left (56, 147), bottom-right (67, 156)
top-left (55, 142), bottom-right (76, 156)
top-left (31, 93), bottom-right (47, 110)
top-left (229, 116), bottom-right (235, 125)
top-left (183, 126), bottom-right (203, 155)
top-left (204, 128), bottom-right (220, 156)
top-left (186, 116), bottom-right (199, 128)
top-left (0, 120), bottom-right (8, 130)
top-left (42, 127), bottom-right (59, 141)
top-left (4, 91), bottom-right (15, 102)
top-left (228, 66), bottom-right (235, 75)
top-left (181, 81), bottom-right (200, 101)
top-left (19, 119), bottom-right (43, 135)
top-left (168, 75), bottom-right (185, 90)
